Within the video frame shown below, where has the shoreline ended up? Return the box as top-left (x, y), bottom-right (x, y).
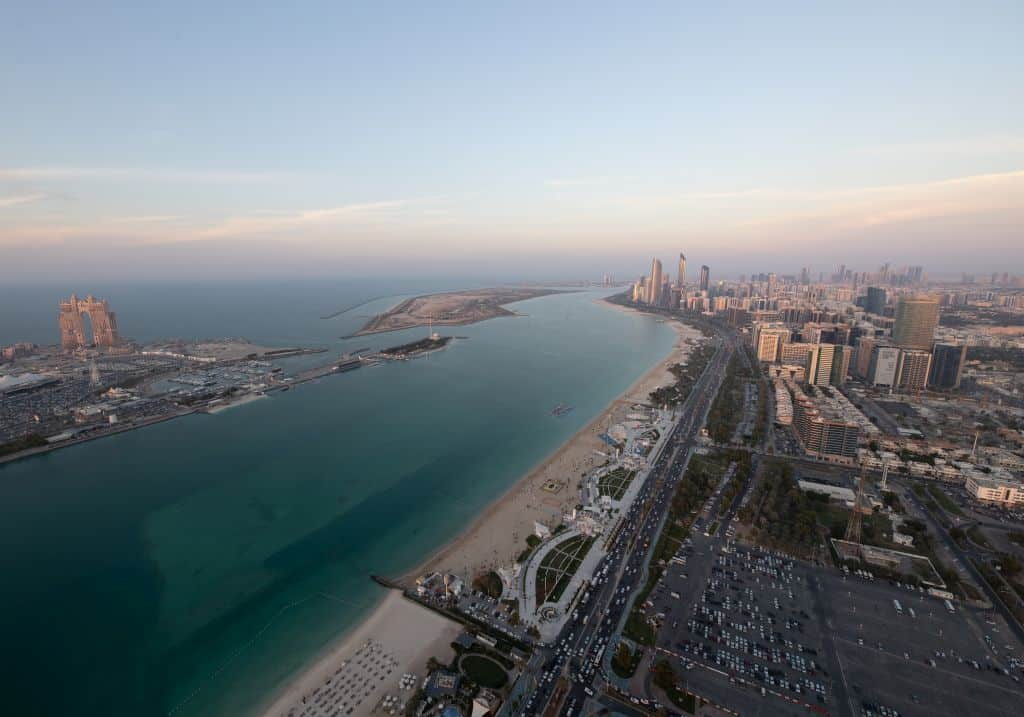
top-left (398, 303), bottom-right (700, 583)
top-left (256, 589), bottom-right (462, 717)
top-left (253, 301), bottom-right (701, 717)
top-left (351, 287), bottom-right (567, 337)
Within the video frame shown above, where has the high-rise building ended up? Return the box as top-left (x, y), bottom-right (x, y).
top-left (929, 343), bottom-right (967, 390)
top-left (865, 286), bottom-right (887, 315)
top-left (677, 253), bottom-right (687, 288)
top-left (648, 258), bottom-right (663, 305)
top-left (830, 345), bottom-right (853, 385)
top-left (788, 382), bottom-right (860, 463)
top-left (699, 265), bottom-right (710, 292)
top-left (753, 324), bottom-right (790, 362)
top-left (805, 345), bottom-right (833, 387)
top-left (58, 295), bottom-right (120, 350)
top-left (893, 296), bottom-right (939, 350)
top-left (896, 350), bottom-right (931, 392)
top-left (780, 342), bottom-right (818, 365)
top-left (803, 344), bottom-right (852, 387)
top-left (632, 278), bottom-right (644, 303)
top-left (853, 337), bottom-right (877, 379)
top-left (868, 345), bottom-right (901, 389)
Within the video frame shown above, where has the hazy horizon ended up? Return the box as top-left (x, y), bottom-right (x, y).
top-left (2, 1), bottom-right (1022, 281)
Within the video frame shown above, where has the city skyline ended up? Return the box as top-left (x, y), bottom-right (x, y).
top-left (2, 2), bottom-right (1023, 281)
top-left (4, 4), bottom-right (1024, 716)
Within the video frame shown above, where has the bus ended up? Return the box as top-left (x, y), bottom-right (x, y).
top-left (944, 599), bottom-right (955, 614)
top-left (893, 599), bottom-right (903, 614)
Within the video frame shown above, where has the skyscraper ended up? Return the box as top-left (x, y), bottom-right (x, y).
top-left (58, 295), bottom-right (120, 350)
top-left (865, 286), bottom-right (887, 315)
top-left (805, 345), bottom-right (832, 386)
top-left (893, 296), bottom-right (939, 350)
top-left (868, 345), bottom-right (901, 389)
top-left (853, 337), bottom-right (877, 379)
top-left (648, 258), bottom-right (663, 305)
top-left (699, 265), bottom-right (710, 292)
top-left (929, 343), bottom-right (967, 389)
top-left (752, 324), bottom-right (790, 362)
top-left (896, 350), bottom-right (932, 392)
top-left (676, 253), bottom-right (687, 288)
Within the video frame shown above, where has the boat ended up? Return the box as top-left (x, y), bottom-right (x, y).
top-left (335, 356), bottom-right (362, 373)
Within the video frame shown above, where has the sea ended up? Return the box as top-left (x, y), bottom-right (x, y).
top-left (0, 279), bottom-right (676, 717)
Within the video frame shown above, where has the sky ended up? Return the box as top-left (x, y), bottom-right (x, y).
top-left (1, 1), bottom-right (1022, 282)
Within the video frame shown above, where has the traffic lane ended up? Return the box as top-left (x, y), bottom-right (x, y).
top-left (536, 346), bottom-right (733, 713)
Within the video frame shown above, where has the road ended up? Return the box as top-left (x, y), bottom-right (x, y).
top-left (511, 331), bottom-right (741, 717)
top-left (903, 484), bottom-right (1024, 646)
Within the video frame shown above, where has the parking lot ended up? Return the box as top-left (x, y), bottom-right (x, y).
top-left (648, 527), bottom-right (1024, 717)
top-left (657, 544), bottom-right (837, 714)
top-left (822, 569), bottom-right (1024, 717)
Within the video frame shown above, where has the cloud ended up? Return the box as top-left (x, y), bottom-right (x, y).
top-left (0, 192), bottom-right (48, 208)
top-left (544, 176), bottom-right (614, 187)
top-left (109, 215), bottom-right (184, 224)
top-left (190, 199), bottom-right (418, 240)
top-left (725, 170), bottom-right (1024, 241)
top-left (619, 169), bottom-right (1024, 212)
top-left (0, 166), bottom-right (288, 183)
top-left (0, 198), bottom-right (424, 248)
top-left (851, 135), bottom-right (1024, 157)
top-left (297, 200), bottom-right (412, 222)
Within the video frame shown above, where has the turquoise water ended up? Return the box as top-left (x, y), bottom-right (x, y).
top-left (0, 285), bottom-right (674, 716)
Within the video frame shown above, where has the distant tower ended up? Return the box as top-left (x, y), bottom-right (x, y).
top-left (893, 296), bottom-right (939, 350)
top-left (648, 257), bottom-right (663, 305)
top-left (677, 253), bottom-right (687, 289)
top-left (59, 294), bottom-right (120, 350)
top-left (89, 360), bottom-right (101, 387)
top-left (699, 265), bottom-right (710, 292)
top-left (865, 286), bottom-right (887, 315)
top-left (928, 343), bottom-right (967, 389)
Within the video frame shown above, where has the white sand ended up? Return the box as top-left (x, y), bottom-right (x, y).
top-left (259, 590), bottom-right (462, 717)
top-left (205, 392), bottom-right (268, 413)
top-left (404, 309), bottom-right (703, 584)
top-left (261, 303), bottom-right (701, 717)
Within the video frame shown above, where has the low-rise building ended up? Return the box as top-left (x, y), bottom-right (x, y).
top-left (774, 379), bottom-right (793, 425)
top-left (965, 474), bottom-right (1024, 507)
top-left (415, 572), bottom-right (464, 600)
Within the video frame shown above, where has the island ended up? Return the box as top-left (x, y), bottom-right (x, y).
top-left (352, 287), bottom-right (566, 336)
top-left (379, 335), bottom-right (453, 358)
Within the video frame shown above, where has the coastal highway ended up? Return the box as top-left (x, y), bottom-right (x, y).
top-left (516, 334), bottom-right (739, 717)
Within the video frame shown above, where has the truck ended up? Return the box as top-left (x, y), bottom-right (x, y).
top-left (894, 599), bottom-right (903, 614)
top-left (944, 599), bottom-right (955, 614)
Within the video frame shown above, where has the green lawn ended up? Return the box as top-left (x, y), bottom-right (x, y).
top-left (460, 654), bottom-right (507, 688)
top-left (927, 485), bottom-right (964, 516)
top-left (535, 534), bottom-right (594, 604)
top-left (598, 467), bottom-right (637, 501)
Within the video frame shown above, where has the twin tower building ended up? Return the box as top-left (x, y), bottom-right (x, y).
top-left (58, 294), bottom-right (121, 350)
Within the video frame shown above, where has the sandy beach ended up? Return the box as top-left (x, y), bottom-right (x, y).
top-left (258, 304), bottom-right (701, 717)
top-left (259, 590), bottom-right (462, 717)
top-left (205, 391), bottom-right (268, 413)
top-left (402, 307), bottom-right (703, 584)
